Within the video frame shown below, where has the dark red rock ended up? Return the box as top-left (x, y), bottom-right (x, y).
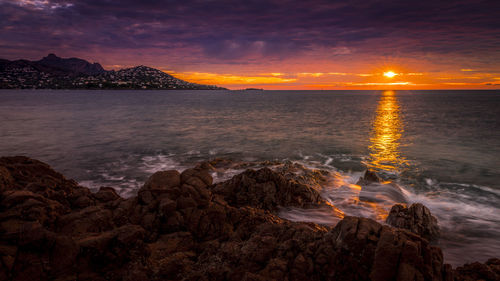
top-left (181, 167), bottom-right (213, 187)
top-left (0, 166), bottom-right (13, 193)
top-left (0, 156), bottom-right (496, 281)
top-left (212, 167), bottom-right (324, 210)
top-left (94, 186), bottom-right (120, 202)
top-left (143, 170), bottom-right (181, 191)
top-left (454, 258), bottom-right (500, 281)
top-left (386, 203), bottom-right (440, 241)
top-left (356, 169), bottom-right (382, 185)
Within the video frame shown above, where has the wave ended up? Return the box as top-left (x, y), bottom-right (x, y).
top-left (274, 159), bottom-right (500, 266)
top-left (73, 151), bottom-right (500, 266)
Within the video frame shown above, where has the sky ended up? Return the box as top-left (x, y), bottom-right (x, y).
top-left (1, 0), bottom-right (499, 89)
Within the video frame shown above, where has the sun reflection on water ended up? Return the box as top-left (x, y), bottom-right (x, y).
top-left (368, 90), bottom-right (407, 172)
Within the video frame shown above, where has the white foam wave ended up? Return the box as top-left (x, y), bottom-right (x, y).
top-left (278, 206), bottom-right (342, 225)
top-left (275, 159), bottom-right (500, 265)
top-left (140, 154), bottom-right (186, 173)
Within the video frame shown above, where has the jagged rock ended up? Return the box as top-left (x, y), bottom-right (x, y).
top-left (212, 167), bottom-right (324, 210)
top-left (0, 166), bottom-right (13, 193)
top-left (0, 156), bottom-right (496, 281)
top-left (94, 186), bottom-right (120, 202)
top-left (138, 170), bottom-right (181, 205)
top-left (356, 169), bottom-right (382, 185)
top-left (275, 161), bottom-right (329, 188)
top-left (143, 170), bottom-right (181, 191)
top-left (386, 203), bottom-right (440, 241)
top-left (454, 258), bottom-right (500, 281)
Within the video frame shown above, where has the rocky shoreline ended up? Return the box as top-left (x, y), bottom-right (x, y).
top-left (0, 156), bottom-right (498, 281)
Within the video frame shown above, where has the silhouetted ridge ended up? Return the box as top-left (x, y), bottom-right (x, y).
top-left (0, 54), bottom-right (226, 89)
top-left (37, 54), bottom-right (105, 75)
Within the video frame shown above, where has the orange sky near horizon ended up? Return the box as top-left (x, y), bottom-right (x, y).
top-left (142, 55), bottom-right (500, 90)
top-left (3, 0), bottom-right (499, 91)
top-left (164, 68), bottom-right (500, 90)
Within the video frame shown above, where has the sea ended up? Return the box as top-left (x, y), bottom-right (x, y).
top-left (1, 89), bottom-right (499, 266)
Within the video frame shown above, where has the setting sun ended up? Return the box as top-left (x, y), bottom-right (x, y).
top-left (383, 71), bottom-right (398, 78)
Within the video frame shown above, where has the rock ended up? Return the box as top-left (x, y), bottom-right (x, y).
top-left (182, 167), bottom-right (213, 187)
top-left (0, 166), bottom-right (13, 192)
top-left (157, 251), bottom-right (195, 278)
top-left (0, 156), bottom-right (80, 203)
top-left (356, 169), bottom-right (382, 185)
top-left (195, 161), bottom-right (216, 172)
top-left (0, 156), bottom-right (496, 281)
top-left (138, 190), bottom-right (154, 205)
top-left (275, 161), bottom-right (329, 190)
top-left (94, 186), bottom-right (120, 202)
top-left (57, 206), bottom-right (114, 235)
top-left (148, 232), bottom-right (195, 260)
top-left (158, 197), bottom-right (176, 215)
top-left (138, 170), bottom-right (183, 206)
top-left (454, 258), bottom-right (500, 281)
top-left (143, 170), bottom-right (181, 191)
top-left (386, 203), bottom-right (440, 241)
top-left (1, 190), bottom-right (67, 228)
top-left (49, 234), bottom-right (80, 276)
top-left (212, 168), bottom-right (324, 210)
top-left (326, 216), bottom-right (449, 281)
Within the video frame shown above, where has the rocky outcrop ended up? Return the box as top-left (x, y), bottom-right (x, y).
top-left (356, 169), bottom-right (383, 185)
top-left (211, 167), bottom-right (325, 210)
top-left (0, 156), bottom-right (496, 281)
top-left (386, 203), bottom-right (440, 241)
top-left (454, 258), bottom-right (500, 281)
top-left (38, 53), bottom-right (105, 75)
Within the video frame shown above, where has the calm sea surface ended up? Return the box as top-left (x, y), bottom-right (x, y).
top-left (1, 89), bottom-right (499, 265)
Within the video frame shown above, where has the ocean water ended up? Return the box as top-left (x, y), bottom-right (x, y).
top-left (0, 89), bottom-right (499, 265)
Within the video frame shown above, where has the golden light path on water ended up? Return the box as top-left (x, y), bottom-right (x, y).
top-left (367, 90), bottom-right (407, 172)
top-left (280, 90), bottom-right (412, 224)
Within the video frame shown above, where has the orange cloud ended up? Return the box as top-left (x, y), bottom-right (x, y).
top-left (345, 82), bottom-right (415, 86)
top-left (169, 71), bottom-right (297, 85)
top-left (160, 64), bottom-right (500, 90)
top-left (298, 72), bottom-right (325, 77)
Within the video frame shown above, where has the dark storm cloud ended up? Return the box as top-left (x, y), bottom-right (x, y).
top-left (1, 0), bottom-right (499, 64)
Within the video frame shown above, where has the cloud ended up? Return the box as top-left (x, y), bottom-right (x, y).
top-left (169, 71), bottom-right (297, 85)
top-left (1, 0), bottom-right (499, 89)
top-left (1, 0), bottom-right (499, 62)
top-left (344, 82), bottom-right (414, 86)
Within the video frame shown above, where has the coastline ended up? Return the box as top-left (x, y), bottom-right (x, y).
top-left (0, 156), bottom-right (498, 281)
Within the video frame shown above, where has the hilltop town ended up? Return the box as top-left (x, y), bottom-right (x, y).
top-left (0, 54), bottom-right (225, 90)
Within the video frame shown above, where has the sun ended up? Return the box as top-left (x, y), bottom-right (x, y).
top-left (383, 71), bottom-right (398, 78)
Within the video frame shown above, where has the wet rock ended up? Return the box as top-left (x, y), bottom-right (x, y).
top-left (212, 167), bottom-right (324, 210)
top-left (138, 171), bottom-right (181, 206)
top-left (0, 156), bottom-right (496, 281)
top-left (57, 205), bottom-right (114, 235)
top-left (276, 161), bottom-right (329, 190)
top-left (0, 166), bottom-right (13, 192)
top-left (454, 258), bottom-right (500, 281)
top-left (386, 203), bottom-right (440, 241)
top-left (143, 170), bottom-right (181, 190)
top-left (94, 186), bottom-right (120, 202)
top-left (158, 197), bottom-right (176, 215)
top-left (182, 166), bottom-right (213, 186)
top-left (326, 216), bottom-right (449, 281)
top-left (157, 251), bottom-right (196, 279)
top-left (356, 169), bottom-right (383, 186)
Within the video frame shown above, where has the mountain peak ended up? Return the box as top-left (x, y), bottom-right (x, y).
top-left (1, 54), bottom-right (226, 90)
top-left (38, 54), bottom-right (105, 75)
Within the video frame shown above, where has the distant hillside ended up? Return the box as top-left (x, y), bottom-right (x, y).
top-left (0, 54), bottom-right (226, 90)
top-left (37, 53), bottom-right (105, 75)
